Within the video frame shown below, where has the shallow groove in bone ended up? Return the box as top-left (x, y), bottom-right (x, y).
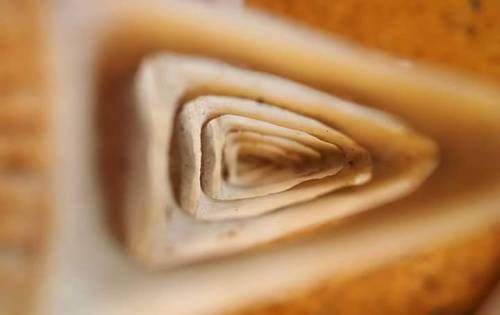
top-left (125, 53), bottom-right (437, 267)
top-left (176, 96), bottom-right (366, 217)
top-left (202, 114), bottom-right (345, 199)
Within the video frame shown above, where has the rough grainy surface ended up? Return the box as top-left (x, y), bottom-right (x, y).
top-left (234, 1), bottom-right (500, 315)
top-left (247, 0), bottom-right (500, 83)
top-left (0, 1), bottom-right (49, 314)
top-left (228, 226), bottom-right (500, 315)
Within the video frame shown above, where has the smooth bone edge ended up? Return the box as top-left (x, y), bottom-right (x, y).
top-left (44, 1), bottom-right (500, 315)
top-left (125, 53), bottom-right (438, 268)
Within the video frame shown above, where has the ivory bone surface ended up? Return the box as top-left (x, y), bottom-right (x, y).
top-left (126, 54), bottom-right (437, 267)
top-left (42, 1), bottom-right (500, 315)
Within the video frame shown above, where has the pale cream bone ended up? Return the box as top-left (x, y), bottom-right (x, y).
top-left (175, 94), bottom-right (367, 213)
top-left (207, 115), bottom-right (342, 193)
top-left (42, 1), bottom-right (500, 315)
top-left (204, 115), bottom-right (345, 198)
top-left (127, 53), bottom-right (437, 267)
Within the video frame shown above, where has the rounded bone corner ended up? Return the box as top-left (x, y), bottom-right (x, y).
top-left (96, 52), bottom-right (438, 269)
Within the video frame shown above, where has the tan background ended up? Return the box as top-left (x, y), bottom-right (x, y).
top-left (0, 1), bottom-right (49, 314)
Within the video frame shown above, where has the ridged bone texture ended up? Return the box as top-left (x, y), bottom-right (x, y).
top-left (125, 53), bottom-right (437, 268)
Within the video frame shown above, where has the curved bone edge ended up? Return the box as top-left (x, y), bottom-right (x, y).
top-left (129, 53), bottom-right (437, 267)
top-left (203, 115), bottom-right (336, 192)
top-left (44, 2), bottom-right (500, 315)
top-left (203, 115), bottom-right (341, 197)
top-left (180, 97), bottom-right (352, 208)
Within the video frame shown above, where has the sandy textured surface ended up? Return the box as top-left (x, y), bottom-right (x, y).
top-left (0, 0), bottom-right (50, 314)
top-left (229, 226), bottom-right (500, 315)
top-left (248, 0), bottom-right (500, 82)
